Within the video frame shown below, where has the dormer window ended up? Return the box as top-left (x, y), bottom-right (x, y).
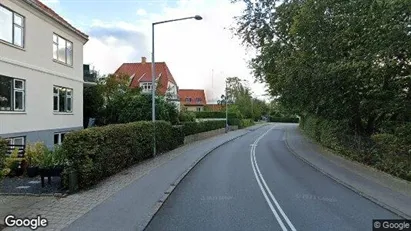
top-left (196, 98), bottom-right (202, 103)
top-left (140, 82), bottom-right (152, 92)
top-left (185, 97), bottom-right (192, 103)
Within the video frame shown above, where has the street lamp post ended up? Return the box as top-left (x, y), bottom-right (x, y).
top-left (151, 15), bottom-right (202, 156)
top-left (225, 79), bottom-right (228, 133)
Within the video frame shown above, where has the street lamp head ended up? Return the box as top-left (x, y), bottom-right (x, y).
top-left (194, 15), bottom-right (203, 20)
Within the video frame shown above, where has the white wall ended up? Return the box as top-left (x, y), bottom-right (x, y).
top-left (166, 81), bottom-right (178, 98)
top-left (0, 0), bottom-right (86, 82)
top-left (0, 62), bottom-right (83, 134)
top-left (0, 0), bottom-right (86, 135)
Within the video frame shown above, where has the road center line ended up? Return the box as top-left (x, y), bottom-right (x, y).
top-left (250, 145), bottom-right (288, 231)
top-left (250, 125), bottom-right (297, 231)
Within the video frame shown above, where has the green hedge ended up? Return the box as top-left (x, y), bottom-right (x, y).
top-left (239, 119), bottom-right (255, 129)
top-left (300, 115), bottom-right (411, 181)
top-left (227, 118), bottom-right (255, 128)
top-left (269, 117), bottom-right (299, 123)
top-left (182, 120), bottom-right (226, 136)
top-left (179, 111), bottom-right (196, 122)
top-left (61, 121), bottom-right (179, 189)
top-left (172, 125), bottom-right (185, 148)
top-left (194, 111), bottom-right (237, 119)
top-left (227, 118), bottom-right (240, 126)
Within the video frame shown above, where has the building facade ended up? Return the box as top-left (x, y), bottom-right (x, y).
top-left (114, 57), bottom-right (181, 111)
top-left (178, 89), bottom-right (207, 112)
top-left (0, 0), bottom-right (89, 148)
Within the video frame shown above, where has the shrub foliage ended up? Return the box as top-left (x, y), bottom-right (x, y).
top-left (300, 115), bottom-right (411, 181)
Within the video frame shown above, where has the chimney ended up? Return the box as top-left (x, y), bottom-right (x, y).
top-left (141, 57), bottom-right (146, 64)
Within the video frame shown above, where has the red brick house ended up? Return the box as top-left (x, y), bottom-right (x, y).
top-left (178, 89), bottom-right (207, 112)
top-left (114, 57), bottom-right (180, 108)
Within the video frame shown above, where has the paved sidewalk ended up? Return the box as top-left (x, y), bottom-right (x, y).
top-left (284, 124), bottom-right (411, 219)
top-left (1, 124), bottom-right (265, 231)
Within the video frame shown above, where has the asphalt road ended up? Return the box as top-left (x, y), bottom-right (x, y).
top-left (144, 124), bottom-right (400, 231)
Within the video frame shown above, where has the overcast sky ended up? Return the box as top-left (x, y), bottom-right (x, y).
top-left (43, 0), bottom-right (269, 103)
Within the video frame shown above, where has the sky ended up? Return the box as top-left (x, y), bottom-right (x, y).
top-left (42, 0), bottom-right (269, 103)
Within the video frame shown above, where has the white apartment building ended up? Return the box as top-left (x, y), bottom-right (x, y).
top-left (0, 0), bottom-right (89, 149)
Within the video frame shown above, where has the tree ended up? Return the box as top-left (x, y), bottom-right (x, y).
top-left (118, 94), bottom-right (179, 125)
top-left (233, 0), bottom-right (411, 134)
top-left (83, 84), bottom-right (104, 128)
top-left (95, 73), bottom-right (179, 125)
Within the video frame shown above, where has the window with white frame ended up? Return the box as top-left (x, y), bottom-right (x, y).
top-left (6, 136), bottom-right (25, 156)
top-left (140, 82), bottom-right (152, 92)
top-left (196, 98), bottom-right (202, 103)
top-left (185, 97), bottom-right (192, 103)
top-left (197, 107), bottom-right (201, 112)
top-left (0, 75), bottom-right (25, 111)
top-left (0, 4), bottom-right (24, 47)
top-left (53, 86), bottom-right (73, 113)
top-left (54, 132), bottom-right (66, 145)
top-left (53, 33), bottom-right (73, 66)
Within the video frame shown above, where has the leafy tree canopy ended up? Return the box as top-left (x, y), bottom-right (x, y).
top-left (233, 0), bottom-right (411, 134)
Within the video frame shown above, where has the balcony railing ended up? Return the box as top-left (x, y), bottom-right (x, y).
top-left (83, 64), bottom-right (98, 83)
top-left (84, 71), bottom-right (97, 83)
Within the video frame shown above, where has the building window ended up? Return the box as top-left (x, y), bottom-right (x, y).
top-left (197, 107), bottom-right (201, 112)
top-left (54, 132), bottom-right (66, 145)
top-left (0, 5), bottom-right (24, 47)
top-left (53, 86), bottom-right (73, 113)
top-left (53, 33), bottom-right (73, 66)
top-left (185, 97), bottom-right (192, 103)
top-left (196, 98), bottom-right (202, 103)
top-left (0, 75), bottom-right (25, 111)
top-left (6, 136), bottom-right (25, 156)
top-left (140, 82), bottom-right (152, 92)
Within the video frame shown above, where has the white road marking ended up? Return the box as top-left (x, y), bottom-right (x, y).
top-left (250, 145), bottom-right (288, 231)
top-left (250, 125), bottom-right (297, 231)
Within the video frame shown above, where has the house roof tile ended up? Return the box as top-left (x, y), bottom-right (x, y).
top-left (114, 60), bottom-right (178, 95)
top-left (179, 89), bottom-right (207, 106)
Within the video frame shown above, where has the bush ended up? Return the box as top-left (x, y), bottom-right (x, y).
top-left (372, 134), bottom-right (411, 181)
top-left (182, 120), bottom-right (226, 136)
top-left (194, 111), bottom-right (238, 119)
top-left (3, 148), bottom-right (25, 177)
top-left (172, 126), bottom-right (185, 148)
top-left (179, 111), bottom-right (196, 122)
top-left (0, 138), bottom-right (8, 178)
top-left (0, 138), bottom-right (7, 168)
top-left (300, 114), bottom-right (411, 181)
top-left (62, 121), bottom-right (178, 189)
top-left (239, 119), bottom-right (255, 128)
top-left (228, 118), bottom-right (240, 126)
top-left (268, 117), bottom-right (299, 123)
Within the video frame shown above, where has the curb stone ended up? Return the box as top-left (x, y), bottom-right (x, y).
top-left (142, 124), bottom-right (268, 231)
top-left (283, 128), bottom-right (411, 220)
top-left (0, 192), bottom-right (68, 198)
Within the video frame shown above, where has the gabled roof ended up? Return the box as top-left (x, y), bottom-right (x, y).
top-left (24, 0), bottom-right (88, 41)
top-left (114, 59), bottom-right (178, 95)
top-left (179, 89), bottom-right (207, 106)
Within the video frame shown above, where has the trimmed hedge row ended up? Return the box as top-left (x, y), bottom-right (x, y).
top-left (300, 115), bottom-right (411, 181)
top-left (239, 119), bottom-right (255, 128)
top-left (228, 118), bottom-right (255, 128)
top-left (62, 118), bottom-right (250, 189)
top-left (61, 121), bottom-right (180, 189)
top-left (172, 125), bottom-right (185, 147)
top-left (182, 120), bottom-right (226, 136)
top-left (194, 111), bottom-right (238, 119)
top-left (269, 117), bottom-right (299, 123)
